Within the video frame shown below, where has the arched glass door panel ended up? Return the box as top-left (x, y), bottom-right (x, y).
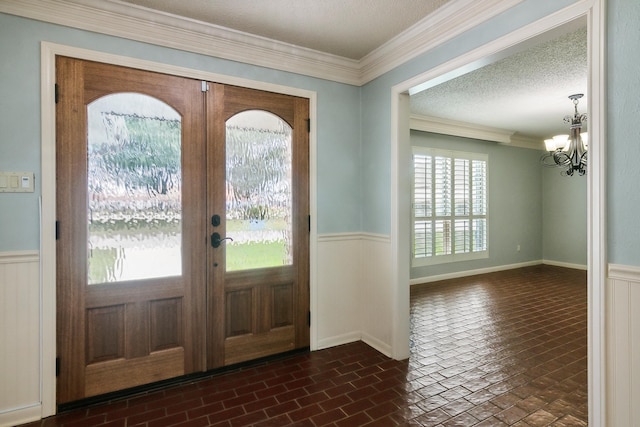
top-left (87, 93), bottom-right (182, 284)
top-left (225, 110), bottom-right (292, 271)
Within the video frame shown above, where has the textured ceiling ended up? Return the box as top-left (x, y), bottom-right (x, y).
top-left (103, 1), bottom-right (586, 144)
top-left (117, 0), bottom-right (453, 60)
top-left (410, 25), bottom-right (588, 141)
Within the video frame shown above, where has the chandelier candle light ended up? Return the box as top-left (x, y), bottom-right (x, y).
top-left (541, 94), bottom-right (588, 176)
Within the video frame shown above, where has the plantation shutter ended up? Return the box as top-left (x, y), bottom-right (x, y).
top-left (412, 147), bottom-right (488, 265)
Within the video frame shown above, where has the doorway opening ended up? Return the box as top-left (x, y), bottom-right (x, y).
top-left (390, 2), bottom-right (606, 425)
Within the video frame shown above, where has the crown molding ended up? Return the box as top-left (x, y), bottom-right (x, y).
top-left (0, 0), bottom-right (524, 86)
top-left (509, 134), bottom-right (545, 150)
top-left (359, 0), bottom-right (525, 84)
top-left (0, 0), bottom-right (362, 85)
top-left (411, 114), bottom-right (514, 143)
top-left (410, 114), bottom-right (544, 150)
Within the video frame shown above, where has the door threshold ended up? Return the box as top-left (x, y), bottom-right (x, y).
top-left (58, 347), bottom-right (310, 413)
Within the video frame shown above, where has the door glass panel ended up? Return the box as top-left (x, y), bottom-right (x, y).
top-left (225, 110), bottom-right (292, 271)
top-left (87, 93), bottom-right (182, 284)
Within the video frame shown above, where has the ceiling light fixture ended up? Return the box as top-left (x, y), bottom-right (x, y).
top-left (541, 94), bottom-right (588, 176)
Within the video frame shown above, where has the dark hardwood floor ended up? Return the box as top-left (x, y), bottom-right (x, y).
top-left (21, 264), bottom-right (587, 426)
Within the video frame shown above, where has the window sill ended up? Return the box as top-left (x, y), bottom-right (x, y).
top-left (412, 251), bottom-right (488, 267)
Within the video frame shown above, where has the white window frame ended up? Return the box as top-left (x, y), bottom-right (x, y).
top-left (411, 146), bottom-right (488, 267)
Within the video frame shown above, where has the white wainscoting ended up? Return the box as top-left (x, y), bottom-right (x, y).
top-left (359, 234), bottom-right (392, 356)
top-left (0, 251), bottom-right (42, 427)
top-left (12, 242), bottom-right (635, 427)
top-left (315, 233), bottom-right (392, 356)
top-left (1, 234), bottom-right (394, 425)
top-left (316, 233), bottom-right (363, 349)
top-left (607, 264), bottom-right (640, 426)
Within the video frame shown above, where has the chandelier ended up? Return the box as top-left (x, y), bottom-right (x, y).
top-left (541, 94), bottom-right (588, 176)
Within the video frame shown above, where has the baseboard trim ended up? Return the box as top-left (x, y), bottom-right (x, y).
top-left (542, 259), bottom-right (587, 271)
top-left (0, 403), bottom-right (42, 427)
top-left (316, 332), bottom-right (361, 351)
top-left (410, 260), bottom-right (542, 285)
top-left (316, 331), bottom-right (393, 359)
top-left (361, 332), bottom-right (392, 358)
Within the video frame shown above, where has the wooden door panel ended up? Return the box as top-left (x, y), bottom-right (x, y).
top-left (85, 305), bottom-right (125, 364)
top-left (221, 85), bottom-right (295, 126)
top-left (271, 284), bottom-right (294, 328)
top-left (207, 85), bottom-right (309, 369)
top-left (124, 302), bottom-right (150, 359)
top-left (84, 348), bottom-right (184, 397)
top-left (56, 56), bottom-right (206, 403)
top-left (56, 56), bottom-right (88, 403)
top-left (82, 297), bottom-right (184, 397)
top-left (223, 282), bottom-right (294, 337)
top-left (150, 298), bottom-right (183, 351)
top-left (224, 327), bottom-right (295, 366)
top-left (225, 288), bottom-right (255, 337)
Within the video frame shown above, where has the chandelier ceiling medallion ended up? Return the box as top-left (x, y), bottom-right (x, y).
top-left (541, 94), bottom-right (588, 176)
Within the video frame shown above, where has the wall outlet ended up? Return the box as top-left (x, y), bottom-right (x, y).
top-left (517, 244), bottom-right (521, 252)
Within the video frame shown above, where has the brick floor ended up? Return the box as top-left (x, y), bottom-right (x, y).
top-left (21, 265), bottom-right (587, 426)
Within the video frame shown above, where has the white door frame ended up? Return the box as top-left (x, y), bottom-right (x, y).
top-left (39, 42), bottom-right (318, 417)
top-left (390, 0), bottom-right (606, 425)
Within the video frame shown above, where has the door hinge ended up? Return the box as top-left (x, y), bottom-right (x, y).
top-left (56, 357), bottom-right (60, 377)
top-left (307, 311), bottom-right (311, 327)
top-left (54, 83), bottom-right (59, 104)
top-left (201, 81), bottom-right (209, 92)
top-left (308, 215), bottom-right (311, 233)
top-left (55, 221), bottom-right (60, 240)
top-left (306, 118), bottom-right (310, 133)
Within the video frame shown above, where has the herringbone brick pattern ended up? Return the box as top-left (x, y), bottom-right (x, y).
top-left (21, 265), bottom-right (587, 426)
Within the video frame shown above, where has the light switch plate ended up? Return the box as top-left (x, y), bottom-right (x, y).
top-left (0, 172), bottom-right (35, 192)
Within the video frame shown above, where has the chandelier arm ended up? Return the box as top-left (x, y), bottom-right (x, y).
top-left (552, 151), bottom-right (572, 167)
top-left (580, 151), bottom-right (588, 165)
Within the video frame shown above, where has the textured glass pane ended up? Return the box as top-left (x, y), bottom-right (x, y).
top-left (225, 110), bottom-right (292, 271)
top-left (87, 93), bottom-right (182, 284)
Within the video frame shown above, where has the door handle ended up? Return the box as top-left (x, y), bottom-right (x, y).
top-left (211, 232), bottom-right (233, 248)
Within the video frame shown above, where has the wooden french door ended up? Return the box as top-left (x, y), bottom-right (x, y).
top-left (56, 57), bottom-right (309, 404)
top-left (206, 84), bottom-right (310, 368)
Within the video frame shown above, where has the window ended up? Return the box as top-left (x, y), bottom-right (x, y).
top-left (412, 147), bottom-right (488, 266)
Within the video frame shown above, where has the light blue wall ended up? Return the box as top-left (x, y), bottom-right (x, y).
top-left (360, 0), bottom-right (578, 235)
top-left (410, 132), bottom-right (543, 279)
top-left (3, 0), bottom-right (638, 270)
top-left (361, 0), bottom-right (640, 270)
top-left (607, 0), bottom-right (640, 267)
top-left (0, 13), bottom-right (362, 251)
top-left (542, 167), bottom-right (587, 265)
